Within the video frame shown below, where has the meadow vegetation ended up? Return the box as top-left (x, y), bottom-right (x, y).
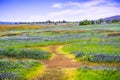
top-left (75, 68), bottom-right (120, 80)
top-left (0, 23), bottom-right (120, 80)
top-left (63, 43), bottom-right (120, 62)
top-left (0, 48), bottom-right (51, 59)
top-left (0, 60), bottom-right (44, 80)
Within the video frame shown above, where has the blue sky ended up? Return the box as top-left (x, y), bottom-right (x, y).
top-left (0, 0), bottom-right (120, 22)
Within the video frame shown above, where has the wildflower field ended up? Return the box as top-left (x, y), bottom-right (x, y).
top-left (0, 23), bottom-right (120, 80)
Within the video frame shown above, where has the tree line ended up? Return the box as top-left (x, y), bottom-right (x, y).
top-left (79, 18), bottom-right (120, 25)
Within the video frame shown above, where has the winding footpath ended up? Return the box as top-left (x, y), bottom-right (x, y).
top-left (33, 45), bottom-right (120, 80)
top-left (40, 45), bottom-right (80, 68)
top-left (38, 45), bottom-right (80, 80)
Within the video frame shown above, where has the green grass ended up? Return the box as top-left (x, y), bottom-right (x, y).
top-left (0, 59), bottom-right (44, 80)
top-left (63, 42), bottom-right (120, 62)
top-left (63, 43), bottom-right (120, 55)
top-left (0, 48), bottom-right (52, 59)
top-left (0, 23), bottom-right (120, 79)
top-left (75, 68), bottom-right (120, 80)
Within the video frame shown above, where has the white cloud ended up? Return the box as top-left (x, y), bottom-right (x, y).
top-left (52, 3), bottom-right (63, 8)
top-left (25, 0), bottom-right (120, 21)
top-left (49, 0), bottom-right (120, 21)
top-left (52, 0), bottom-right (107, 9)
top-left (48, 9), bottom-right (72, 16)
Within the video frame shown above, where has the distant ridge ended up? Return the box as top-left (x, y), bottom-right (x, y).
top-left (0, 21), bottom-right (14, 24)
top-left (104, 15), bottom-right (120, 21)
top-left (0, 15), bottom-right (120, 24)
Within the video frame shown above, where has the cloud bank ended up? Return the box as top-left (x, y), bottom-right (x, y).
top-left (2, 0), bottom-right (119, 21)
top-left (48, 0), bottom-right (120, 21)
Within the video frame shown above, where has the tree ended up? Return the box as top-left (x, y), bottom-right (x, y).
top-left (90, 20), bottom-right (95, 25)
top-left (106, 20), bottom-right (111, 23)
top-left (97, 18), bottom-right (104, 24)
top-left (79, 19), bottom-right (90, 25)
top-left (62, 20), bottom-right (66, 23)
top-left (46, 20), bottom-right (52, 23)
top-left (112, 19), bottom-right (119, 23)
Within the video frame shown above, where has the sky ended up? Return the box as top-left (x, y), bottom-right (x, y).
top-left (0, 0), bottom-right (120, 22)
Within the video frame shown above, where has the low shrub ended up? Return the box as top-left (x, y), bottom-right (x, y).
top-left (0, 48), bottom-right (51, 59)
top-left (0, 60), bottom-right (44, 80)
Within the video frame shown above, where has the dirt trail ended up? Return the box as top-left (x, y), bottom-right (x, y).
top-left (40, 45), bottom-right (80, 68)
top-left (36, 45), bottom-right (80, 80)
top-left (35, 45), bottom-right (120, 80)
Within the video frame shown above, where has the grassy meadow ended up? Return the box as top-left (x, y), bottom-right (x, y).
top-left (0, 23), bottom-right (120, 80)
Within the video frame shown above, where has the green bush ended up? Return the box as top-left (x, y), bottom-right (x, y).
top-left (0, 48), bottom-right (51, 59)
top-left (79, 20), bottom-right (91, 25)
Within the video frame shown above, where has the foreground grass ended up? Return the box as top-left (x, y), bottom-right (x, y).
top-left (63, 43), bottom-right (120, 55)
top-left (0, 59), bottom-right (45, 80)
top-left (62, 67), bottom-right (120, 80)
top-left (63, 43), bottom-right (120, 62)
top-left (76, 68), bottom-right (120, 80)
top-left (62, 68), bottom-right (78, 80)
top-left (0, 24), bottom-right (120, 80)
top-left (0, 48), bottom-right (52, 59)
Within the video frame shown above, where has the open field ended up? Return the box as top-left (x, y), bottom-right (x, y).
top-left (0, 23), bottom-right (120, 80)
top-left (0, 25), bottom-right (51, 31)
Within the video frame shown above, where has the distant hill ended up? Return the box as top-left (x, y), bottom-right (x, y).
top-left (0, 15), bottom-right (120, 25)
top-left (0, 21), bottom-right (4, 24)
top-left (104, 15), bottom-right (120, 21)
top-left (0, 21), bottom-right (14, 24)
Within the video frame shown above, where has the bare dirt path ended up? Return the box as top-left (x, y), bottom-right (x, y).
top-left (40, 45), bottom-right (80, 68)
top-left (34, 45), bottom-right (120, 80)
top-left (36, 45), bottom-right (80, 80)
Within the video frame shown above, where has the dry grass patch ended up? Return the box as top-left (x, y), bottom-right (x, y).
top-left (107, 32), bottom-right (120, 37)
top-left (0, 32), bottom-right (22, 37)
top-left (0, 25), bottom-right (50, 31)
